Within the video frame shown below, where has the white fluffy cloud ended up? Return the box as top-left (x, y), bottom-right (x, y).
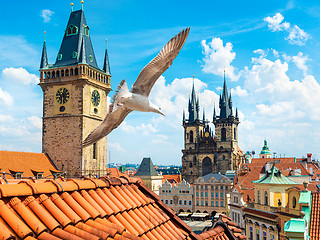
top-left (41, 9), bottom-right (54, 23)
top-left (0, 87), bottom-right (13, 106)
top-left (2, 67), bottom-right (39, 85)
top-left (201, 38), bottom-right (239, 81)
top-left (264, 13), bottom-right (310, 45)
top-left (108, 142), bottom-right (126, 152)
top-left (264, 13), bottom-right (290, 31)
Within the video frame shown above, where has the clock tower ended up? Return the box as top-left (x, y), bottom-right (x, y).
top-left (39, 6), bottom-right (111, 177)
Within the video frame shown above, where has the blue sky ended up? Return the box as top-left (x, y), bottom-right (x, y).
top-left (1, 0), bottom-right (320, 165)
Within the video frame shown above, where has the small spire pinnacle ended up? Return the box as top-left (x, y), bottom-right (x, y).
top-left (183, 109), bottom-right (185, 122)
top-left (71, 1), bottom-right (74, 12)
top-left (236, 106), bottom-right (238, 118)
top-left (105, 39), bottom-right (108, 49)
top-left (203, 108), bottom-right (206, 122)
top-left (44, 31), bottom-right (46, 42)
top-left (81, 0), bottom-right (84, 10)
top-left (103, 39), bottom-right (111, 75)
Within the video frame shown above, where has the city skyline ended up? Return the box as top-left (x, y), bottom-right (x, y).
top-left (1, 0), bottom-right (320, 165)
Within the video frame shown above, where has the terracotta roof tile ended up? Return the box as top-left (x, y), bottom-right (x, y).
top-left (0, 174), bottom-right (245, 239)
top-left (0, 151), bottom-right (60, 179)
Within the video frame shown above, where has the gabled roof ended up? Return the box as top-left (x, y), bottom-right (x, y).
top-left (253, 164), bottom-right (297, 185)
top-left (198, 173), bottom-right (231, 183)
top-left (0, 151), bottom-right (59, 179)
top-left (0, 175), bottom-right (245, 240)
top-left (53, 10), bottom-right (99, 69)
top-left (135, 157), bottom-right (159, 176)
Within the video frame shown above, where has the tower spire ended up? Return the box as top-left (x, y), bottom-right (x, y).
top-left (103, 39), bottom-right (111, 75)
top-left (40, 31), bottom-right (48, 69)
top-left (71, 1), bottom-right (74, 12)
top-left (203, 108), bottom-right (205, 122)
top-left (213, 103), bottom-right (216, 121)
top-left (183, 109), bottom-right (185, 122)
top-left (81, 0), bottom-right (84, 10)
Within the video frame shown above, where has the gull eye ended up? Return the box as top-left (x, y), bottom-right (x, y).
top-left (159, 107), bottom-right (162, 110)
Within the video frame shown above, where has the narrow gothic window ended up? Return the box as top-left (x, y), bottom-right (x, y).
top-left (221, 128), bottom-right (226, 141)
top-left (93, 143), bottom-right (97, 159)
top-left (234, 128), bottom-right (236, 140)
top-left (190, 131), bottom-right (194, 143)
top-left (265, 191), bottom-right (268, 205)
top-left (257, 190), bottom-right (261, 204)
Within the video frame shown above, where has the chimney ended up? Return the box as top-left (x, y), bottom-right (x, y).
top-left (307, 153), bottom-right (312, 163)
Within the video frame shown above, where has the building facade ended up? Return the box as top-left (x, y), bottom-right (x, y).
top-left (193, 173), bottom-right (233, 216)
top-left (181, 77), bottom-right (243, 183)
top-left (159, 179), bottom-right (193, 213)
top-left (39, 8), bottom-right (111, 177)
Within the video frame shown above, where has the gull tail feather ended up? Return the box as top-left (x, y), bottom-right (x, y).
top-left (111, 79), bottom-right (129, 112)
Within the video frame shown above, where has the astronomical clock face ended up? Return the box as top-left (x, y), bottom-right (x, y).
top-left (91, 90), bottom-right (100, 106)
top-left (55, 88), bottom-right (70, 104)
top-left (205, 132), bottom-right (209, 137)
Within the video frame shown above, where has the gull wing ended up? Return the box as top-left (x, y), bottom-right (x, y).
top-left (131, 27), bottom-right (190, 97)
top-left (82, 104), bottom-right (132, 148)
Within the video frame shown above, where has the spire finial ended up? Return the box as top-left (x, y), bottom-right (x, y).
top-left (44, 31), bottom-right (46, 42)
top-left (81, 0), bottom-right (84, 10)
top-left (105, 39), bottom-right (108, 49)
top-left (71, 1), bottom-right (74, 12)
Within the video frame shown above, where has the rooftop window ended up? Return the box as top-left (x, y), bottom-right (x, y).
top-left (67, 25), bottom-right (78, 36)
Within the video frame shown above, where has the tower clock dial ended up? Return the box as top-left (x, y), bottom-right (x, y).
top-left (91, 90), bottom-right (100, 106)
top-left (55, 88), bottom-right (70, 104)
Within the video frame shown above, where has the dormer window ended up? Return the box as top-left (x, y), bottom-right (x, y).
top-left (72, 51), bottom-right (78, 58)
top-left (58, 54), bottom-right (63, 61)
top-left (67, 25), bottom-right (78, 36)
top-left (84, 25), bottom-right (89, 36)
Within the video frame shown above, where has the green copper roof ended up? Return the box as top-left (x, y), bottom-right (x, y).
top-left (299, 191), bottom-right (311, 204)
top-left (53, 10), bottom-right (99, 69)
top-left (284, 219), bottom-right (306, 233)
top-left (260, 139), bottom-right (271, 155)
top-left (135, 157), bottom-right (159, 176)
top-left (253, 164), bottom-right (298, 185)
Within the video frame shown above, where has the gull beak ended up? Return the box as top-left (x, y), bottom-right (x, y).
top-left (158, 108), bottom-right (165, 117)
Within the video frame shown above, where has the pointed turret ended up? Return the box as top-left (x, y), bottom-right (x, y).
top-left (103, 39), bottom-right (111, 75)
top-left (213, 105), bottom-right (216, 121)
top-left (187, 79), bottom-right (199, 122)
top-left (183, 109), bottom-right (185, 122)
top-left (53, 9), bottom-right (99, 69)
top-left (40, 34), bottom-right (48, 69)
top-left (203, 108), bottom-right (206, 122)
top-left (219, 71), bottom-right (232, 119)
top-left (235, 107), bottom-right (238, 119)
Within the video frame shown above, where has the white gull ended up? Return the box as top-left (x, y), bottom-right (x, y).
top-left (83, 27), bottom-right (190, 147)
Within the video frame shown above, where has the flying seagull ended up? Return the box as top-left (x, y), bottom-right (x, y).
top-left (83, 27), bottom-right (190, 148)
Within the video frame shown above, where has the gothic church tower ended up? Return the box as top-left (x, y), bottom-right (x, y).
top-left (39, 6), bottom-right (111, 177)
top-left (181, 76), bottom-right (242, 183)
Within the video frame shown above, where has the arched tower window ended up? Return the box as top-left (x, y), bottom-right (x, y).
top-left (190, 131), bottom-right (194, 143)
top-left (257, 190), bottom-right (261, 204)
top-left (234, 128), bottom-right (237, 140)
top-left (66, 25), bottom-right (78, 36)
top-left (221, 128), bottom-right (226, 141)
top-left (292, 196), bottom-right (297, 209)
top-left (84, 26), bottom-right (89, 36)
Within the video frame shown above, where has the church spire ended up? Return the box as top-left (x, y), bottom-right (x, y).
top-left (40, 32), bottom-right (48, 69)
top-left (183, 109), bottom-right (185, 122)
top-left (203, 108), bottom-right (205, 122)
top-left (103, 39), bottom-right (111, 75)
top-left (53, 7), bottom-right (99, 69)
top-left (219, 70), bottom-right (232, 119)
top-left (187, 76), bottom-right (199, 122)
top-left (213, 104), bottom-right (216, 121)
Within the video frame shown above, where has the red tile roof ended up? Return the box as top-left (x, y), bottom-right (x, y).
top-left (0, 151), bottom-right (60, 179)
top-left (310, 192), bottom-right (320, 239)
top-left (162, 174), bottom-right (181, 184)
top-left (0, 176), bottom-right (245, 240)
